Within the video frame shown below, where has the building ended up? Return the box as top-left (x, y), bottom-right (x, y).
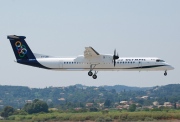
top-left (120, 101), bottom-right (128, 104)
top-left (141, 96), bottom-right (148, 99)
top-left (0, 116), bottom-right (4, 120)
top-left (164, 102), bottom-right (172, 108)
top-left (58, 98), bottom-right (65, 101)
top-left (98, 103), bottom-right (104, 107)
top-left (153, 101), bottom-right (159, 106)
top-left (25, 100), bottom-right (32, 103)
top-left (86, 103), bottom-right (93, 107)
top-left (116, 105), bottom-right (123, 109)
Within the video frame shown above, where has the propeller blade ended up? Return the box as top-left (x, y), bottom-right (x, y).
top-left (113, 49), bottom-right (119, 67)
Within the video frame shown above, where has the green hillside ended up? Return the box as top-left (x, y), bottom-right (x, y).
top-left (0, 84), bottom-right (180, 110)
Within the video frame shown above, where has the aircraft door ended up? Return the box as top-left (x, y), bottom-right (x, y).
top-left (138, 61), bottom-right (142, 71)
top-left (59, 61), bottom-right (63, 69)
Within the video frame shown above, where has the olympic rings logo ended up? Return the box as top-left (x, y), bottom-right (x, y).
top-left (15, 41), bottom-right (28, 58)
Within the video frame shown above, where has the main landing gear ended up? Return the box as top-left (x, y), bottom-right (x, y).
top-left (164, 71), bottom-right (167, 76)
top-left (88, 71), bottom-right (98, 79)
top-left (88, 64), bottom-right (98, 79)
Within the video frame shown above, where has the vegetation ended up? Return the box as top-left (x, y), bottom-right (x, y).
top-left (0, 84), bottom-right (180, 110)
top-left (0, 106), bottom-right (14, 118)
top-left (0, 84), bottom-right (180, 121)
top-left (23, 99), bottom-right (48, 114)
top-left (1, 110), bottom-right (180, 121)
top-left (104, 99), bottom-right (111, 108)
top-left (128, 104), bottom-right (136, 112)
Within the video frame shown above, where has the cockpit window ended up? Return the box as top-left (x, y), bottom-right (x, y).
top-left (156, 59), bottom-right (165, 62)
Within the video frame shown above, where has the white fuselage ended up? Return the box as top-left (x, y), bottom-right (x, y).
top-left (36, 54), bottom-right (174, 71)
top-left (7, 35), bottom-right (174, 79)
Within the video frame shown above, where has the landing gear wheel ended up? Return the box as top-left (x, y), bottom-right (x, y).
top-left (92, 75), bottom-right (97, 79)
top-left (164, 71), bottom-right (167, 76)
top-left (88, 71), bottom-right (93, 76)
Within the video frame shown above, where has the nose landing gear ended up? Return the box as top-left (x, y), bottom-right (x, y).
top-left (164, 71), bottom-right (167, 76)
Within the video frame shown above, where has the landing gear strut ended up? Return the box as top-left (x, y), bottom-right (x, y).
top-left (164, 71), bottom-right (167, 76)
top-left (88, 64), bottom-right (98, 79)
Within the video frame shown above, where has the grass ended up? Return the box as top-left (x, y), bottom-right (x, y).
top-left (2, 110), bottom-right (180, 122)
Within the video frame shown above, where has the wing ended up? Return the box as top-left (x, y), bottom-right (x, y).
top-left (84, 47), bottom-right (100, 58)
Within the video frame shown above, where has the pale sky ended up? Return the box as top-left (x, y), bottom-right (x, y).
top-left (0, 0), bottom-right (179, 88)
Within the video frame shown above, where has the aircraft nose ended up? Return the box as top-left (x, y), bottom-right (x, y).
top-left (168, 65), bottom-right (174, 70)
top-left (171, 66), bottom-right (175, 70)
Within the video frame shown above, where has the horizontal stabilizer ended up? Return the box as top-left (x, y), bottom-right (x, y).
top-left (34, 53), bottom-right (53, 58)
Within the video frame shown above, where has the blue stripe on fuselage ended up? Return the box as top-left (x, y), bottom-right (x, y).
top-left (17, 59), bottom-right (50, 69)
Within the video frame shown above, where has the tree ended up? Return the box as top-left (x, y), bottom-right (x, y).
top-left (89, 107), bottom-right (98, 112)
top-left (34, 100), bottom-right (48, 113)
top-left (104, 99), bottom-right (111, 108)
top-left (23, 99), bottom-right (48, 114)
top-left (129, 104), bottom-right (136, 112)
top-left (174, 103), bottom-right (177, 109)
top-left (1, 106), bottom-right (14, 118)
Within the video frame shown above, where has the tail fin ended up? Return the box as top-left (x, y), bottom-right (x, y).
top-left (7, 35), bottom-right (36, 60)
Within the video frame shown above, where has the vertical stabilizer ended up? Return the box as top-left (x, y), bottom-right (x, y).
top-left (7, 35), bottom-right (49, 69)
top-left (7, 35), bottom-right (36, 60)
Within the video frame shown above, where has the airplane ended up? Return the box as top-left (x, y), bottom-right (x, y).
top-left (7, 35), bottom-right (174, 79)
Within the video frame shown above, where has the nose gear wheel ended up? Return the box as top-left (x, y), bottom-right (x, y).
top-left (164, 71), bottom-right (167, 76)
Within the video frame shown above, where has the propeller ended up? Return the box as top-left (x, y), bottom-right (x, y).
top-left (113, 49), bottom-right (119, 67)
